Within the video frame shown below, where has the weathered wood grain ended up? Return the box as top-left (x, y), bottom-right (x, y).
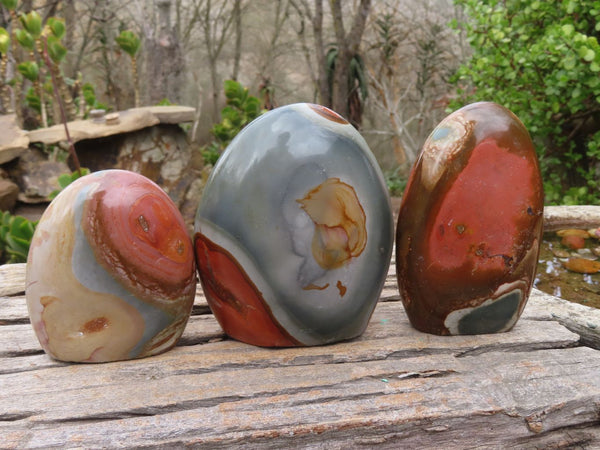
top-left (0, 312), bottom-right (227, 360)
top-left (525, 289), bottom-right (600, 349)
top-left (2, 251), bottom-right (600, 448)
top-left (1, 345), bottom-right (599, 448)
top-left (0, 263), bottom-right (26, 297)
top-left (544, 205), bottom-right (600, 231)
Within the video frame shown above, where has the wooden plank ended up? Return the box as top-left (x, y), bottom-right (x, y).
top-left (2, 248), bottom-right (600, 448)
top-left (0, 353), bottom-right (67, 375)
top-left (1, 263), bottom-right (598, 353)
top-left (543, 205), bottom-right (600, 231)
top-left (0, 312), bottom-right (226, 360)
top-left (525, 288), bottom-right (600, 349)
top-left (0, 297), bottom-right (29, 325)
top-left (0, 263), bottom-right (26, 297)
top-left (1, 345), bottom-right (598, 448)
top-left (0, 297), bottom-right (580, 359)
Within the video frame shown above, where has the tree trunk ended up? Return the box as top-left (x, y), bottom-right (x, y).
top-left (145, 0), bottom-right (185, 105)
top-left (231, 0), bottom-right (242, 81)
top-left (328, 0), bottom-right (371, 121)
top-left (62, 0), bottom-right (75, 79)
top-left (311, 0), bottom-right (330, 105)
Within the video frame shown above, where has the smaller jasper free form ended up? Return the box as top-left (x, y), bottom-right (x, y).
top-left (26, 170), bottom-right (197, 362)
top-left (194, 103), bottom-right (394, 347)
top-left (396, 102), bottom-right (544, 335)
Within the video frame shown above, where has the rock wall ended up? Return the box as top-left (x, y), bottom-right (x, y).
top-left (0, 107), bottom-right (206, 230)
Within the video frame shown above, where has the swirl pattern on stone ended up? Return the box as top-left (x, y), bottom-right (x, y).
top-left (396, 102), bottom-right (544, 335)
top-left (26, 169), bottom-right (196, 362)
top-left (194, 103), bottom-right (394, 347)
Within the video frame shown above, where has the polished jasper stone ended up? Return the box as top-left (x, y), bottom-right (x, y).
top-left (26, 170), bottom-right (196, 362)
top-left (396, 102), bottom-right (544, 335)
top-left (195, 103), bottom-right (394, 347)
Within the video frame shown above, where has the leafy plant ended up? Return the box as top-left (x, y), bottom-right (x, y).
top-left (0, 0), bottom-right (18, 9)
top-left (20, 10), bottom-right (42, 39)
top-left (156, 98), bottom-right (174, 106)
top-left (385, 169), bottom-right (408, 197)
top-left (0, 211), bottom-right (37, 264)
top-left (115, 30), bottom-right (140, 57)
top-left (81, 83), bottom-right (109, 113)
top-left (201, 80), bottom-right (263, 165)
top-left (0, 0), bottom-right (104, 126)
top-left (24, 85), bottom-right (40, 112)
top-left (451, 0), bottom-right (600, 205)
top-left (48, 167), bottom-right (90, 200)
top-left (0, 28), bottom-right (9, 54)
top-left (115, 30), bottom-right (141, 107)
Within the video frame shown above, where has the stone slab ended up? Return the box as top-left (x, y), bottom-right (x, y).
top-left (26, 106), bottom-right (196, 145)
top-left (27, 109), bottom-right (160, 145)
top-left (0, 114), bottom-right (29, 165)
top-left (129, 105), bottom-right (196, 124)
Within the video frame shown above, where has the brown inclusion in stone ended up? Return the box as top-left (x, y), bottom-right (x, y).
top-left (298, 178), bottom-right (367, 270)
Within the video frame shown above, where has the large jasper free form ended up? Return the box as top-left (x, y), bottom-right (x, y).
top-left (194, 103), bottom-right (394, 347)
top-left (26, 170), bottom-right (197, 362)
top-left (396, 102), bottom-right (544, 335)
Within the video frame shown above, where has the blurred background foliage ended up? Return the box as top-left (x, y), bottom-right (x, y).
top-left (451, 0), bottom-right (600, 205)
top-left (0, 0), bottom-right (598, 205)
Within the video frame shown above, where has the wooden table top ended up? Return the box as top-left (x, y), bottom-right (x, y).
top-left (1, 257), bottom-right (600, 449)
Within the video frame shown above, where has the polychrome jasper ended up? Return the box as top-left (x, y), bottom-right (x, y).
top-left (26, 169), bottom-right (196, 362)
top-left (194, 103), bottom-right (394, 347)
top-left (396, 102), bottom-right (544, 335)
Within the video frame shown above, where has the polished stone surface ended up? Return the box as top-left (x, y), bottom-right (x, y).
top-left (26, 169), bottom-right (196, 362)
top-left (396, 102), bottom-right (544, 335)
top-left (195, 103), bottom-right (394, 346)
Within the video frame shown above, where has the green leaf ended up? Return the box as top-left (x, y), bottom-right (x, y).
top-left (0, 212), bottom-right (36, 263)
top-left (0, 28), bottom-right (9, 54)
top-left (15, 29), bottom-right (34, 50)
top-left (562, 24), bottom-right (575, 36)
top-left (49, 168), bottom-right (90, 200)
top-left (47, 17), bottom-right (66, 39)
top-left (20, 11), bottom-right (42, 38)
top-left (17, 61), bottom-right (39, 82)
top-left (46, 35), bottom-right (67, 63)
top-left (224, 79), bottom-right (244, 100)
top-left (579, 46), bottom-right (596, 61)
top-left (0, 27), bottom-right (10, 55)
top-left (243, 96), bottom-right (261, 117)
top-left (0, 0), bottom-right (17, 10)
top-left (25, 87), bottom-right (40, 112)
top-left (82, 83), bottom-right (97, 106)
top-left (115, 30), bottom-right (140, 57)
top-left (563, 56), bottom-right (576, 70)
top-left (203, 79), bottom-right (265, 161)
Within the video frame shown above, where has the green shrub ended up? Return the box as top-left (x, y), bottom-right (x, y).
top-left (0, 211), bottom-right (37, 264)
top-left (385, 169), bottom-right (408, 197)
top-left (201, 80), bottom-right (264, 165)
top-left (451, 0), bottom-right (600, 205)
top-left (48, 168), bottom-right (90, 200)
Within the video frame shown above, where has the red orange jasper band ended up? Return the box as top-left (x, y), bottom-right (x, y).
top-left (82, 171), bottom-right (196, 307)
top-left (194, 232), bottom-right (301, 347)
